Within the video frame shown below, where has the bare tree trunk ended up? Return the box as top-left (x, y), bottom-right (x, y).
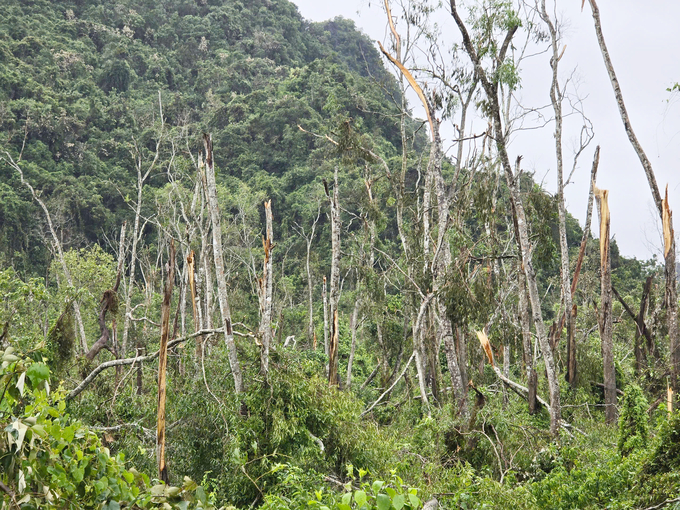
top-left (586, 0), bottom-right (678, 391)
top-left (187, 250), bottom-right (201, 359)
top-left (157, 240), bottom-right (175, 484)
top-left (450, 1), bottom-right (561, 434)
top-left (202, 134), bottom-right (243, 393)
top-left (346, 297), bottom-right (361, 389)
top-left (539, 0), bottom-right (572, 378)
top-left (323, 276), bottom-right (329, 358)
top-left (6, 153), bottom-right (89, 353)
top-left (594, 186), bottom-right (617, 424)
top-left (325, 167), bottom-right (341, 387)
top-left (566, 147), bottom-right (600, 387)
top-left (258, 200), bottom-right (274, 378)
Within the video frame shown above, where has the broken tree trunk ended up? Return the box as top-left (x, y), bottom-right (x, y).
top-left (594, 185), bottom-right (617, 425)
top-left (186, 250), bottom-right (201, 359)
top-left (157, 240), bottom-right (175, 483)
top-left (202, 133), bottom-right (243, 393)
top-left (586, 0), bottom-right (678, 392)
top-left (449, 1), bottom-right (561, 435)
top-left (258, 200), bottom-right (274, 378)
top-left (567, 147), bottom-right (600, 387)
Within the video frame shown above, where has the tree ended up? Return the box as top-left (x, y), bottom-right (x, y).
top-left (584, 0), bottom-right (679, 393)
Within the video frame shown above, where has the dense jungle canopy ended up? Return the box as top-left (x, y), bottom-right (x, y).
top-left (1, 0), bottom-right (680, 508)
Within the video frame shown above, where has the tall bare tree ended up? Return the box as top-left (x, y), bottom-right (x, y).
top-left (202, 133), bottom-right (243, 394)
top-left (449, 0), bottom-right (561, 435)
top-left (594, 184), bottom-right (617, 424)
top-left (585, 0), bottom-right (679, 391)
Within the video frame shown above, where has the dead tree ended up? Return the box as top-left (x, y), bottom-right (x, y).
top-left (202, 133), bottom-right (243, 393)
top-left (612, 278), bottom-right (654, 372)
top-left (121, 92), bottom-right (165, 357)
top-left (379, 1), bottom-right (469, 418)
top-left (450, 0), bottom-right (561, 435)
top-left (594, 184), bottom-right (617, 424)
top-left (84, 223), bottom-right (127, 361)
top-left (585, 0), bottom-right (679, 391)
top-left (257, 200), bottom-right (274, 378)
top-left (324, 169), bottom-right (341, 387)
top-left (4, 152), bottom-right (89, 354)
top-left (157, 240), bottom-right (175, 483)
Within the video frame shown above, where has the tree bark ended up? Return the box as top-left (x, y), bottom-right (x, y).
top-left (157, 240), bottom-right (175, 483)
top-left (323, 275), bottom-right (329, 358)
top-left (346, 296), bottom-right (361, 389)
top-left (325, 167), bottom-right (341, 387)
top-left (594, 185), bottom-right (617, 425)
top-left (586, 0), bottom-right (678, 391)
top-left (258, 200), bottom-right (274, 378)
top-left (6, 153), bottom-right (89, 354)
top-left (449, 0), bottom-right (561, 435)
top-left (202, 133), bottom-right (243, 394)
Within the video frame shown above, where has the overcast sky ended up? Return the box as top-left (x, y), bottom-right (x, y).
top-left (291, 0), bottom-right (680, 261)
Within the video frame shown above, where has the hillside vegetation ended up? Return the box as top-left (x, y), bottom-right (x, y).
top-left (1, 0), bottom-right (680, 509)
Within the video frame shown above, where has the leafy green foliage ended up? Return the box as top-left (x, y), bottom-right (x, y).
top-left (617, 384), bottom-right (649, 456)
top-left (0, 345), bottom-right (226, 509)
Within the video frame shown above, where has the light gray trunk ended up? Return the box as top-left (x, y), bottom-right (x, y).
top-left (202, 134), bottom-right (243, 393)
top-left (326, 167), bottom-right (341, 387)
top-left (258, 200), bottom-right (274, 378)
top-left (587, 0), bottom-right (678, 390)
top-left (346, 298), bottom-right (361, 389)
top-left (450, 3), bottom-right (561, 434)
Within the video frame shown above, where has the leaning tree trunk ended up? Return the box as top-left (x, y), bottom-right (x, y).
top-left (586, 0), bottom-right (678, 392)
top-left (202, 133), bottom-right (243, 394)
top-left (7, 154), bottom-right (89, 354)
top-left (449, 1), bottom-right (561, 435)
top-left (594, 185), bottom-right (617, 424)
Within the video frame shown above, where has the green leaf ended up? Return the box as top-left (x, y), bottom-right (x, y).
top-left (26, 362), bottom-right (49, 387)
top-left (342, 492), bottom-right (352, 506)
top-left (392, 494), bottom-right (405, 510)
top-left (337, 505), bottom-right (352, 510)
top-left (354, 490), bottom-right (367, 507)
top-left (408, 493), bottom-right (420, 509)
top-left (195, 486), bottom-right (206, 504)
top-left (376, 493), bottom-right (391, 510)
top-left (176, 501), bottom-right (189, 510)
top-left (385, 488), bottom-right (396, 499)
top-left (372, 481), bottom-right (385, 494)
top-left (103, 501), bottom-right (120, 510)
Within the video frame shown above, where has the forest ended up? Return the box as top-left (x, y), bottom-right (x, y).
top-left (1, 0), bottom-right (680, 508)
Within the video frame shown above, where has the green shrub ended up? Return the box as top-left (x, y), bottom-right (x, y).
top-left (617, 384), bottom-right (649, 456)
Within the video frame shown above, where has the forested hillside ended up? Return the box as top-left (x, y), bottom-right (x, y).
top-left (2, 0), bottom-right (680, 508)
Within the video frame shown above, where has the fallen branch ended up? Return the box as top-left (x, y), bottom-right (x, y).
top-left (67, 328), bottom-right (222, 400)
top-left (476, 331), bottom-right (585, 436)
top-left (361, 351), bottom-right (415, 417)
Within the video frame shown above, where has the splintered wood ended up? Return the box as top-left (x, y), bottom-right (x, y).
top-left (593, 184), bottom-right (610, 272)
top-left (663, 185), bottom-right (674, 258)
top-left (476, 330), bottom-right (495, 367)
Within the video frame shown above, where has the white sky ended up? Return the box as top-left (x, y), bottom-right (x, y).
top-left (291, 0), bottom-right (680, 261)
